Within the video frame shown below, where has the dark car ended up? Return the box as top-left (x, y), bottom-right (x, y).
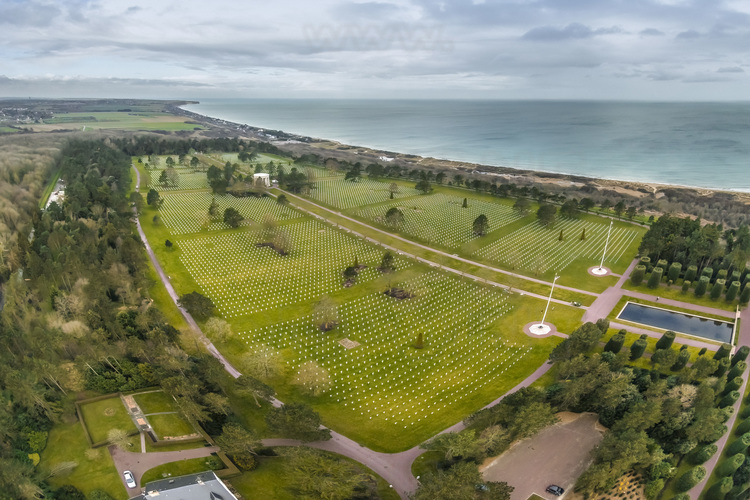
top-left (546, 485), bottom-right (565, 496)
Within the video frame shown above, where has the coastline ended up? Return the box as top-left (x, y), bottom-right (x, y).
top-left (170, 103), bottom-right (750, 207)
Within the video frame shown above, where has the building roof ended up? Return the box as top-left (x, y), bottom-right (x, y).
top-left (129, 471), bottom-right (237, 500)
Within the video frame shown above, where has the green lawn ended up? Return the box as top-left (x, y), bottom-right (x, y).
top-left (229, 451), bottom-right (400, 500)
top-left (148, 413), bottom-right (197, 439)
top-left (42, 420), bottom-right (128, 500)
top-left (133, 391), bottom-right (177, 414)
top-left (140, 455), bottom-right (224, 486)
top-left (79, 397), bottom-right (137, 444)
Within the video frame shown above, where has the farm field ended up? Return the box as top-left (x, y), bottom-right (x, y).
top-left (29, 112), bottom-right (203, 132)
top-left (351, 193), bottom-right (524, 248)
top-left (238, 271), bottom-right (564, 450)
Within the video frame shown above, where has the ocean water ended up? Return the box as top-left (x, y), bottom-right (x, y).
top-left (183, 99), bottom-right (750, 192)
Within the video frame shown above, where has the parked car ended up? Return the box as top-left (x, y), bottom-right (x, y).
top-left (123, 470), bottom-right (136, 489)
top-left (546, 485), bottom-right (565, 496)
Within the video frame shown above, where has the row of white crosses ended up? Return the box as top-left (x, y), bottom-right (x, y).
top-left (308, 178), bottom-right (420, 210)
top-left (353, 193), bottom-right (524, 248)
top-left (147, 167), bottom-right (209, 191)
top-left (178, 220), bottom-right (411, 317)
top-left (475, 217), bottom-right (638, 274)
top-left (239, 271), bottom-right (535, 427)
top-left (158, 191), bottom-right (300, 235)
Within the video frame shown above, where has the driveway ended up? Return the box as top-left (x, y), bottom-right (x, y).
top-left (481, 413), bottom-right (604, 500)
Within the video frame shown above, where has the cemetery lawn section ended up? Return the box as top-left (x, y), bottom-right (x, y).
top-left (132, 390), bottom-right (177, 415)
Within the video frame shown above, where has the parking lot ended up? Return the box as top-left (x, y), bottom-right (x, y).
top-left (480, 412), bottom-right (605, 500)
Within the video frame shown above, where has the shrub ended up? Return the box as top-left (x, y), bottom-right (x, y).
top-left (671, 349), bottom-right (690, 371)
top-left (644, 479), bottom-right (664, 500)
top-left (737, 418), bottom-right (750, 435)
top-left (717, 453), bottom-right (745, 477)
top-left (630, 338), bottom-right (648, 361)
top-left (702, 267), bottom-right (714, 280)
top-left (631, 265), bottom-right (646, 285)
top-left (726, 281), bottom-right (741, 302)
top-left (715, 343), bottom-right (733, 360)
top-left (724, 376), bottom-right (744, 395)
top-left (715, 357), bottom-right (731, 377)
top-left (675, 466), bottom-right (706, 492)
top-left (728, 360), bottom-right (747, 380)
top-left (684, 265), bottom-right (698, 282)
top-left (720, 391), bottom-right (740, 409)
top-left (668, 262), bottom-right (682, 282)
top-left (711, 279), bottom-right (726, 300)
top-left (732, 347), bottom-right (750, 367)
top-left (741, 285), bottom-right (750, 305)
top-left (706, 477), bottom-right (733, 500)
top-left (727, 433), bottom-right (750, 456)
top-left (232, 452), bottom-right (258, 471)
top-left (648, 267), bottom-right (664, 289)
top-left (656, 331), bottom-right (676, 350)
top-left (695, 276), bottom-right (710, 297)
top-left (604, 331), bottom-right (626, 354)
top-left (689, 444), bottom-right (717, 465)
top-left (682, 280), bottom-right (691, 292)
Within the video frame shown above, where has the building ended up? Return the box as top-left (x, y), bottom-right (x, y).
top-left (253, 172), bottom-right (271, 187)
top-left (129, 471), bottom-right (237, 500)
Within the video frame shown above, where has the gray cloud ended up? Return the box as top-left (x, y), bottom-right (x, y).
top-left (676, 30), bottom-right (701, 39)
top-left (717, 66), bottom-right (744, 73)
top-left (522, 23), bottom-right (623, 41)
top-left (639, 28), bottom-right (664, 36)
top-left (0, 1), bottom-right (61, 27)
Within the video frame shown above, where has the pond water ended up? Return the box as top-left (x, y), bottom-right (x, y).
top-left (617, 302), bottom-right (734, 343)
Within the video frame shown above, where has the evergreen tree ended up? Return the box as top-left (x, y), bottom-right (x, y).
top-left (695, 276), bottom-right (710, 297)
top-left (656, 331), bottom-right (676, 350)
top-left (631, 265), bottom-right (646, 285)
top-left (648, 267), bottom-right (664, 289)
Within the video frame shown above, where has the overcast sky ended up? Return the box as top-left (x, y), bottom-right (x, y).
top-left (1, 0), bottom-right (749, 100)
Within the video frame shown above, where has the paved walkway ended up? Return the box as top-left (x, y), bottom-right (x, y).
top-left (110, 444), bottom-right (219, 490)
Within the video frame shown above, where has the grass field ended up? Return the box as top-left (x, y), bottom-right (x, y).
top-left (30, 112), bottom-right (203, 132)
top-left (133, 391), bottom-right (176, 415)
top-left (140, 455), bottom-right (224, 485)
top-left (79, 397), bottom-right (137, 444)
top-left (473, 214), bottom-right (642, 277)
top-left (178, 219), bottom-right (411, 317)
top-left (352, 193), bottom-right (525, 249)
top-left (238, 271), bottom-right (565, 450)
top-left (308, 178), bottom-right (420, 209)
top-left (148, 413), bottom-right (197, 439)
top-left (42, 421), bottom-right (128, 499)
top-left (158, 191), bottom-right (301, 234)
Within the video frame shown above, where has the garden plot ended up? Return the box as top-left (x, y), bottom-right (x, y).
top-left (239, 272), bottom-right (531, 429)
top-left (179, 220), bottom-right (410, 317)
top-left (308, 178), bottom-right (419, 209)
top-left (353, 194), bottom-right (523, 248)
top-left (159, 192), bottom-right (301, 235)
top-left (146, 167), bottom-right (209, 191)
top-left (474, 217), bottom-right (639, 274)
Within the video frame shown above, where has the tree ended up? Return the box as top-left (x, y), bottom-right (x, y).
top-left (380, 251), bottom-right (395, 273)
top-left (207, 165), bottom-right (228, 193)
top-left (675, 466), bottom-right (706, 492)
top-left (190, 156), bottom-right (200, 168)
top-left (462, 197), bottom-right (468, 208)
top-left (560, 199), bottom-right (579, 218)
top-left (726, 281), bottom-right (741, 302)
top-left (243, 345), bottom-right (283, 381)
top-left (283, 447), bottom-right (370, 500)
top-left (165, 167), bottom-right (179, 187)
top-left (695, 276), bottom-right (710, 297)
top-left (415, 179), bottom-right (432, 194)
top-left (549, 322), bottom-right (604, 363)
top-left (276, 194), bottom-right (288, 205)
top-left (208, 197), bottom-right (219, 219)
top-left (473, 214), bottom-right (489, 237)
top-left (388, 182), bottom-right (399, 196)
top-left (107, 428), bottom-right (130, 450)
top-left (537, 204), bottom-right (557, 227)
top-left (178, 291), bottom-right (214, 320)
top-left (652, 348), bottom-right (678, 370)
top-left (294, 361), bottom-right (332, 396)
top-left (630, 336), bottom-right (648, 360)
top-left (385, 207), bottom-right (404, 227)
top-left (223, 207), bottom-right (243, 228)
top-left (613, 201), bottom-right (626, 217)
top-left (421, 431), bottom-right (479, 461)
top-left (344, 164), bottom-right (361, 182)
top-left (215, 423), bottom-right (260, 458)
top-left (265, 403), bottom-right (331, 441)
top-left (604, 331), bottom-right (626, 353)
top-left (165, 239), bottom-right (173, 249)
top-left (580, 198), bottom-right (595, 212)
top-left (146, 188), bottom-right (161, 207)
top-left (313, 295), bottom-right (337, 331)
top-left (235, 375), bottom-right (275, 407)
top-left (513, 197), bottom-right (530, 215)
top-left (414, 332), bottom-right (424, 349)
top-left (158, 169), bottom-right (169, 187)
top-left (710, 279), bottom-right (725, 300)
top-left (656, 331), bottom-right (676, 350)
top-left (205, 317), bottom-right (231, 342)
top-left (648, 267), bottom-right (663, 288)
top-left (626, 206), bottom-right (638, 220)
top-left (413, 462), bottom-right (513, 500)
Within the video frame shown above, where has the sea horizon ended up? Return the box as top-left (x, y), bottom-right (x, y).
top-left (183, 98), bottom-right (750, 193)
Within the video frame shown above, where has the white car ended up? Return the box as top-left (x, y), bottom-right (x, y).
top-left (123, 470), bottom-right (136, 489)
